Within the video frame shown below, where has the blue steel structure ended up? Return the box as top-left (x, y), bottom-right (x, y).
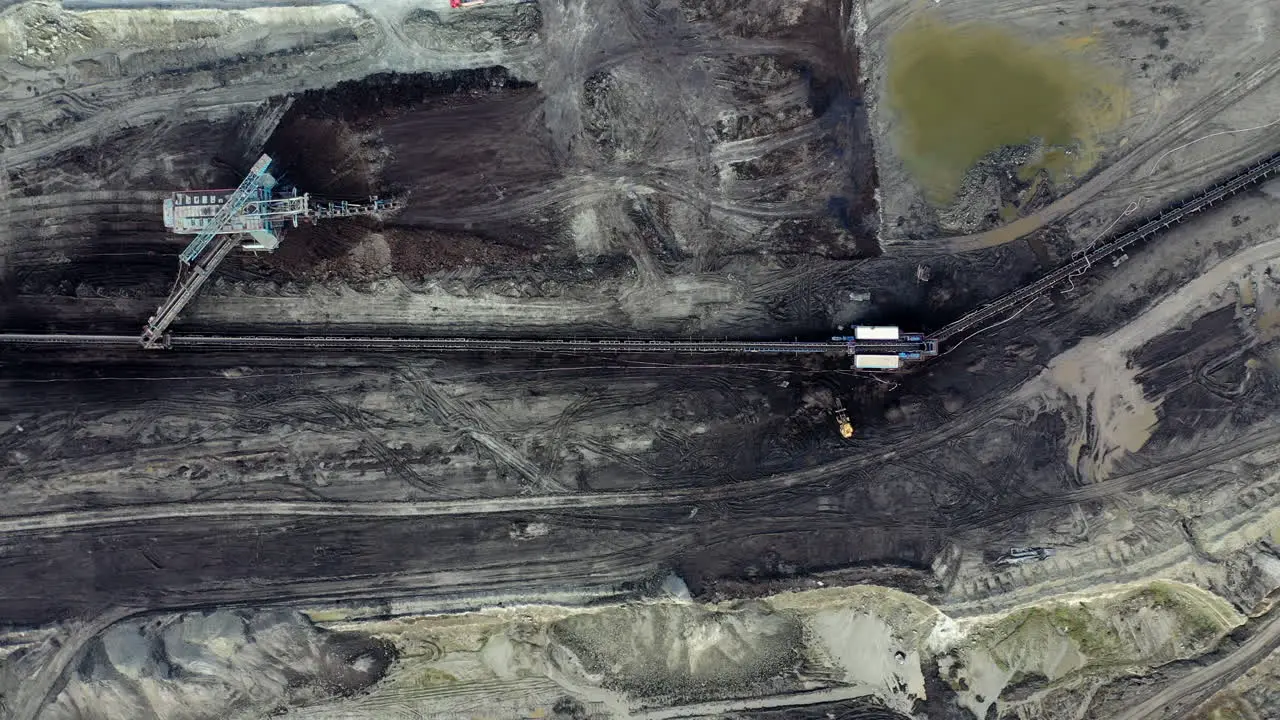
top-left (142, 154), bottom-right (403, 348)
top-left (177, 155), bottom-right (274, 263)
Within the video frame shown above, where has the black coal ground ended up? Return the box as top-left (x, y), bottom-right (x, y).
top-left (0, 345), bottom-right (939, 626)
top-left (0, 205), bottom-right (1264, 623)
top-left (0, 480), bottom-right (948, 627)
top-left (6, 301), bottom-right (1268, 629)
top-left (0, 348), bottom-right (866, 503)
top-left (7, 188), bottom-right (1280, 635)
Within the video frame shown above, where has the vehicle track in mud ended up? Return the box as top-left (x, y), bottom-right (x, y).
top-left (10, 338), bottom-right (1253, 535)
top-left (5, 606), bottom-right (141, 720)
top-left (0, 345), bottom-right (858, 513)
top-left (0, 511), bottom-right (692, 627)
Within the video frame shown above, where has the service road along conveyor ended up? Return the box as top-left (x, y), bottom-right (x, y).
top-left (0, 333), bottom-right (932, 356)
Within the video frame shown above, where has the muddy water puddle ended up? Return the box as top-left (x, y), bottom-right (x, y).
top-left (886, 15), bottom-right (1127, 203)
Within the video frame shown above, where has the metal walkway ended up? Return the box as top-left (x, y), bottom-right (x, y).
top-left (141, 234), bottom-right (241, 349)
top-left (177, 155), bottom-right (274, 264)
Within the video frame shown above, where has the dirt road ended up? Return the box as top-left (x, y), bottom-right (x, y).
top-left (1111, 608), bottom-right (1280, 720)
top-left (6, 606), bottom-right (139, 720)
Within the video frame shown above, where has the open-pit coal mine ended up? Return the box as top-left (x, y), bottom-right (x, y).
top-left (7, 0), bottom-right (1280, 719)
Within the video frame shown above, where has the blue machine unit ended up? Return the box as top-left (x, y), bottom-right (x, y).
top-left (902, 333), bottom-right (924, 342)
top-left (898, 351), bottom-right (922, 360)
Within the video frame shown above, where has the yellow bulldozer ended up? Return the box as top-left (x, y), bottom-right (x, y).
top-left (835, 403), bottom-right (854, 439)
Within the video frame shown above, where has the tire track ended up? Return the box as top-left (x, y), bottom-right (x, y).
top-left (0, 385), bottom-right (1033, 536)
top-left (0, 155), bottom-right (11, 279)
top-left (7, 606), bottom-right (140, 720)
top-left (394, 368), bottom-right (567, 492)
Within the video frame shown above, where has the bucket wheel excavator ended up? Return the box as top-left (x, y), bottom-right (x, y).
top-left (142, 154), bottom-right (403, 348)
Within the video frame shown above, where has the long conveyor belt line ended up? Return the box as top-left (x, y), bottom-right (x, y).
top-left (0, 333), bottom-right (928, 356)
top-left (932, 149), bottom-right (1280, 342)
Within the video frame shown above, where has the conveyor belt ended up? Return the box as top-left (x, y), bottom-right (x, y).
top-left (0, 333), bottom-right (928, 356)
top-left (0, 334), bottom-right (139, 346)
top-left (174, 336), bottom-right (844, 353)
top-left (933, 149), bottom-right (1280, 342)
